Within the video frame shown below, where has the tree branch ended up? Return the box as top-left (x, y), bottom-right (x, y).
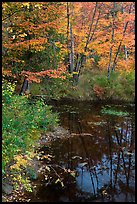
top-left (2, 8), bottom-right (24, 22)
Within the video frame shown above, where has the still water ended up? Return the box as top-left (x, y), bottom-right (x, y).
top-left (29, 99), bottom-right (135, 202)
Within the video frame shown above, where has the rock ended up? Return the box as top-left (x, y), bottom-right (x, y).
top-left (27, 168), bottom-right (38, 180)
top-left (27, 158), bottom-right (42, 180)
top-left (2, 183), bottom-right (13, 195)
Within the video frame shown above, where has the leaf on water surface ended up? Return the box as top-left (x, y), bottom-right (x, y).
top-left (45, 165), bottom-right (50, 171)
top-left (70, 111), bottom-right (77, 114)
top-left (55, 178), bottom-right (60, 184)
top-left (90, 165), bottom-right (96, 170)
top-left (126, 152), bottom-right (134, 156)
top-left (71, 133), bottom-right (79, 136)
top-left (72, 156), bottom-right (82, 160)
top-left (102, 190), bottom-right (107, 195)
top-left (45, 175), bottom-right (48, 180)
top-left (87, 121), bottom-right (107, 126)
top-left (78, 162), bottom-right (88, 168)
top-left (55, 178), bottom-right (64, 187)
top-left (71, 133), bottom-right (93, 137)
top-left (82, 133), bottom-right (93, 136)
top-left (61, 181), bottom-right (64, 187)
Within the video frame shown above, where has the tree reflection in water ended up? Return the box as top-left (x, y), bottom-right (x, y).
top-left (28, 102), bottom-right (135, 202)
top-left (75, 115), bottom-right (135, 202)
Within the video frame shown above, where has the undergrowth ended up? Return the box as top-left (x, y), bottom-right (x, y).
top-left (2, 79), bottom-right (59, 192)
top-left (30, 70), bottom-right (135, 102)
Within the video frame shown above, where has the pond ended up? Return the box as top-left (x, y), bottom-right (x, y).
top-left (28, 99), bottom-right (135, 202)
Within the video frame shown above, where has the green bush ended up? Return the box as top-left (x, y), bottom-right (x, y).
top-left (2, 79), bottom-right (59, 190)
top-left (66, 69), bottom-right (135, 101)
top-left (23, 69), bottom-right (135, 102)
top-left (31, 77), bottom-right (72, 99)
top-left (107, 71), bottom-right (135, 101)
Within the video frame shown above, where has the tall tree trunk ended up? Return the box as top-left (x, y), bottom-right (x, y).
top-left (111, 3), bottom-right (132, 71)
top-left (67, 2), bottom-right (74, 73)
top-left (107, 2), bottom-right (116, 79)
top-left (69, 23), bottom-right (74, 73)
top-left (74, 2), bottom-right (99, 77)
top-left (107, 47), bottom-right (113, 79)
top-left (121, 4), bottom-right (128, 61)
top-left (111, 21), bottom-right (129, 71)
top-left (124, 45), bottom-right (128, 60)
top-left (84, 2), bottom-right (98, 53)
top-left (67, 2), bottom-right (70, 72)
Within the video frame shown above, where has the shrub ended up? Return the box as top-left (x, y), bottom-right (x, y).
top-left (2, 79), bottom-right (59, 191)
top-left (31, 77), bottom-right (72, 99)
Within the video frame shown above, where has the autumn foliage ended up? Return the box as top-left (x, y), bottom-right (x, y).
top-left (93, 85), bottom-right (105, 99)
top-left (2, 2), bottom-right (135, 82)
top-left (2, 2), bottom-right (135, 196)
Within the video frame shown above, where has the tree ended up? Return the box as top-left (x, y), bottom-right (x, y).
top-left (67, 2), bottom-right (75, 74)
top-left (2, 2), bottom-right (67, 83)
top-left (107, 2), bottom-right (116, 79)
top-left (2, 2), bottom-right (135, 84)
top-left (111, 2), bottom-right (134, 72)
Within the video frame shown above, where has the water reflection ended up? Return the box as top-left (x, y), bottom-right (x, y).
top-left (30, 101), bottom-right (135, 202)
top-left (76, 118), bottom-right (134, 201)
top-left (47, 102), bottom-right (135, 202)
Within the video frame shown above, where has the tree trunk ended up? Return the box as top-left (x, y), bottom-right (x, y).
top-left (121, 5), bottom-right (128, 61)
top-left (84, 2), bottom-right (98, 53)
top-left (107, 47), bottom-right (112, 79)
top-left (111, 3), bottom-right (132, 71)
top-left (74, 2), bottom-right (99, 78)
top-left (107, 2), bottom-right (116, 78)
top-left (124, 45), bottom-right (128, 60)
top-left (67, 2), bottom-right (70, 72)
top-left (111, 21), bottom-right (128, 71)
top-left (67, 2), bottom-right (75, 74)
top-left (69, 23), bottom-right (74, 73)
top-left (19, 77), bottom-right (30, 96)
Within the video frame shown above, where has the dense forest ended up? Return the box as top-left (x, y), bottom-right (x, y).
top-left (2, 2), bottom-right (135, 99)
top-left (2, 2), bottom-right (135, 202)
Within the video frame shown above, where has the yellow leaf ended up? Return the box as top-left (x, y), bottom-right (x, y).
top-left (22, 3), bottom-right (30, 9)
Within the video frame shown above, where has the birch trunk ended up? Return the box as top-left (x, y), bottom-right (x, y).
top-left (111, 21), bottom-right (129, 71)
top-left (124, 45), bottom-right (128, 60)
top-left (67, 2), bottom-right (70, 72)
top-left (121, 4), bottom-right (128, 61)
top-left (67, 2), bottom-right (74, 73)
top-left (75, 2), bottom-right (99, 76)
top-left (107, 2), bottom-right (116, 78)
top-left (69, 23), bottom-right (74, 73)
